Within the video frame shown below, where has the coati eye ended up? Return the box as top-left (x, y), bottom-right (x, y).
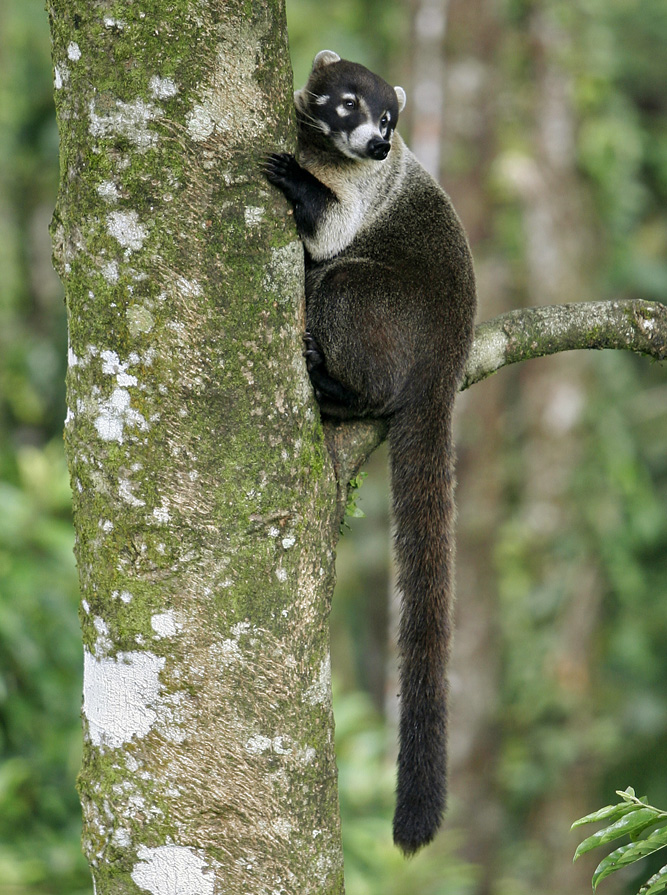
top-left (380, 114), bottom-right (389, 128)
top-left (344, 98), bottom-right (356, 109)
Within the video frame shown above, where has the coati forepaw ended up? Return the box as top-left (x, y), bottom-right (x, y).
top-left (302, 331), bottom-right (325, 374)
top-left (262, 152), bottom-right (299, 187)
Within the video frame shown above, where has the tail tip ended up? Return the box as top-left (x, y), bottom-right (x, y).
top-left (392, 807), bottom-right (442, 856)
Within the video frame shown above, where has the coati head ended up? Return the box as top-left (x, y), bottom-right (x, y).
top-left (295, 50), bottom-right (407, 162)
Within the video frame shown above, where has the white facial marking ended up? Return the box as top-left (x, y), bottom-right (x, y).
top-left (314, 94), bottom-right (329, 106)
top-left (342, 122), bottom-right (385, 157)
top-left (336, 104), bottom-right (351, 117)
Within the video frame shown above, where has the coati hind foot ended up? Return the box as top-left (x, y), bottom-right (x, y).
top-left (302, 330), bottom-right (326, 375)
top-left (302, 331), bottom-right (359, 412)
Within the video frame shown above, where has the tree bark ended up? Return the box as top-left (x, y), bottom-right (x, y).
top-left (49, 1), bottom-right (345, 892)
top-left (464, 299), bottom-right (667, 390)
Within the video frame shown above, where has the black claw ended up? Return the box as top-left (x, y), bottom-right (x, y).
top-left (262, 152), bottom-right (298, 186)
top-left (302, 331), bottom-right (325, 373)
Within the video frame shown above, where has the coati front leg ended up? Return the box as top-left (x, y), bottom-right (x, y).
top-left (264, 155), bottom-right (369, 417)
top-left (263, 153), bottom-right (335, 239)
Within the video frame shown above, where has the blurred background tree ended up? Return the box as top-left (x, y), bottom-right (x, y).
top-left (0, 0), bottom-right (665, 893)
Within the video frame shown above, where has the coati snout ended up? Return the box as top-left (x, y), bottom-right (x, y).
top-left (367, 137), bottom-right (391, 160)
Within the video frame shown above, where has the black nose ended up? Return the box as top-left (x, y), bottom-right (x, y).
top-left (367, 138), bottom-right (391, 160)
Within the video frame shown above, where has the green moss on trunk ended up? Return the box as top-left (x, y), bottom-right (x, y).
top-left (49, 0), bottom-right (345, 891)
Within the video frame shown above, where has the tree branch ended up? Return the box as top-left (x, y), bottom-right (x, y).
top-left (326, 298), bottom-right (667, 488)
top-left (462, 298), bottom-right (667, 390)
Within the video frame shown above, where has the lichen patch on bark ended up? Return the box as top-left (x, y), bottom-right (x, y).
top-left (131, 846), bottom-right (216, 895)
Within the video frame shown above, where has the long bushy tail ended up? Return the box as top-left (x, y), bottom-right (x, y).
top-left (389, 384), bottom-right (457, 855)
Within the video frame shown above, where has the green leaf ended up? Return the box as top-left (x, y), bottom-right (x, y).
top-left (343, 472), bottom-right (367, 523)
top-left (572, 801), bottom-right (643, 830)
top-left (574, 808), bottom-right (660, 860)
top-left (591, 824), bottom-right (667, 889)
top-left (642, 864), bottom-right (667, 895)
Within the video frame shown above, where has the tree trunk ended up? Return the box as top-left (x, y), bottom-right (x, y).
top-left (48, 1), bottom-right (345, 891)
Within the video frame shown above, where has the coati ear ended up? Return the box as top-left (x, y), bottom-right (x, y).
top-left (394, 86), bottom-right (407, 113)
top-left (312, 50), bottom-right (341, 71)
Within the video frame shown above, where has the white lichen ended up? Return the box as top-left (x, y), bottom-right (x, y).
top-left (305, 657), bottom-right (331, 706)
top-left (119, 473), bottom-right (146, 508)
top-left (152, 500), bottom-right (171, 523)
top-left (186, 105), bottom-right (215, 142)
top-left (175, 276), bottom-right (202, 297)
top-left (101, 349), bottom-right (138, 386)
top-left (89, 97), bottom-right (160, 151)
top-left (149, 75), bottom-right (179, 100)
top-left (103, 16), bottom-right (126, 29)
top-left (127, 305), bottom-right (155, 336)
top-left (112, 828), bottom-right (132, 848)
top-left (101, 260), bottom-right (120, 283)
top-left (131, 846), bottom-right (215, 895)
top-left (245, 734), bottom-right (293, 757)
top-left (83, 650), bottom-right (166, 748)
top-left (273, 818), bottom-right (293, 838)
top-left (298, 745), bottom-right (317, 765)
top-left (151, 610), bottom-right (181, 639)
top-left (262, 241), bottom-right (303, 301)
top-left (106, 210), bottom-right (148, 252)
top-left (54, 64), bottom-right (69, 90)
top-left (244, 206), bottom-right (265, 227)
top-left (245, 735), bottom-right (273, 755)
top-left (94, 387), bottom-right (148, 443)
top-left (158, 691), bottom-right (188, 743)
top-left (215, 638), bottom-right (241, 666)
top-left (93, 617), bottom-right (112, 657)
top-left (97, 180), bottom-right (121, 203)
top-left (67, 41), bottom-right (81, 61)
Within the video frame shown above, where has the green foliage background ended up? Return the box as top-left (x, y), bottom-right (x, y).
top-left (0, 0), bottom-right (665, 893)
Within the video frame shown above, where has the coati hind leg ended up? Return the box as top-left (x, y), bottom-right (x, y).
top-left (306, 262), bottom-right (420, 418)
top-left (303, 331), bottom-right (364, 418)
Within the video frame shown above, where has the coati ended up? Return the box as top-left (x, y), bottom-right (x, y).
top-left (264, 50), bottom-right (477, 854)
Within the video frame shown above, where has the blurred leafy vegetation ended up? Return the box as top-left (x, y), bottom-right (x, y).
top-left (0, 0), bottom-right (90, 892)
top-left (335, 688), bottom-right (478, 895)
top-left (0, 0), bottom-right (665, 893)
